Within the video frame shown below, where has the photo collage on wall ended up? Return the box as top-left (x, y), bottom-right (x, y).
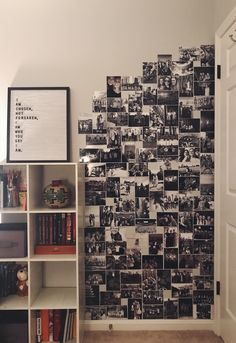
top-left (78, 45), bottom-right (215, 320)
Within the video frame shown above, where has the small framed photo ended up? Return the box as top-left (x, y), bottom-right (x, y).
top-left (7, 87), bottom-right (70, 162)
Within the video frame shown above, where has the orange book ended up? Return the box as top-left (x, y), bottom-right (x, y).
top-left (41, 309), bottom-right (49, 341)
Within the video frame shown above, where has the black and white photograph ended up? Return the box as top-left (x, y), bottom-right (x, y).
top-left (179, 119), bottom-right (200, 133)
top-left (193, 290), bottom-right (214, 304)
top-left (86, 285), bottom-right (100, 305)
top-left (179, 255), bottom-right (195, 269)
top-left (85, 242), bottom-right (102, 255)
top-left (135, 197), bottom-right (150, 218)
top-left (165, 105), bottom-right (178, 126)
top-left (79, 148), bottom-right (100, 163)
top-left (85, 163), bottom-right (106, 177)
top-left (149, 163), bottom-right (164, 191)
top-left (201, 132), bottom-right (214, 153)
top-left (157, 270), bottom-right (171, 290)
top-left (106, 227), bottom-right (126, 242)
top-left (85, 271), bottom-right (106, 286)
top-left (201, 111), bottom-right (214, 131)
top-left (85, 227), bottom-right (105, 243)
top-left (155, 191), bottom-right (178, 212)
top-left (179, 298), bottom-right (193, 318)
top-left (194, 96), bottom-right (214, 111)
top-left (143, 127), bottom-right (157, 148)
top-left (85, 178), bottom-right (106, 192)
top-left (193, 276), bottom-right (214, 290)
top-left (106, 255), bottom-right (127, 270)
top-left (85, 207), bottom-right (100, 227)
top-left (142, 254), bottom-right (163, 269)
top-left (157, 91), bottom-right (179, 106)
top-left (100, 291), bottom-right (121, 305)
top-left (200, 183), bottom-right (214, 196)
top-left (122, 144), bottom-right (136, 162)
top-left (106, 271), bottom-right (121, 291)
top-left (179, 194), bottom-right (194, 211)
top-left (179, 133), bottom-right (200, 148)
top-left (107, 127), bottom-right (122, 148)
top-left (194, 195), bottom-right (214, 211)
top-left (143, 62), bottom-right (157, 83)
top-left (179, 147), bottom-right (200, 166)
top-left (78, 119), bottom-right (93, 134)
top-left (172, 283), bottom-right (193, 298)
top-left (149, 234), bottom-right (163, 255)
top-left (193, 240), bottom-right (214, 255)
top-left (193, 225), bottom-right (214, 240)
top-left (194, 211), bottom-right (214, 226)
top-left (120, 178), bottom-right (135, 197)
top-left (200, 154), bottom-right (214, 174)
top-left (86, 134), bottom-right (107, 147)
top-left (85, 307), bottom-right (107, 320)
top-left (149, 105), bottom-right (165, 127)
top-left (122, 127), bottom-right (143, 141)
top-left (158, 54), bottom-right (172, 75)
top-left (107, 97), bottom-right (124, 112)
top-left (157, 212), bottom-right (178, 227)
top-left (121, 270), bottom-right (142, 285)
top-left (107, 76), bottom-right (121, 97)
top-left (106, 241), bottom-right (127, 255)
top-left (158, 75), bottom-right (179, 91)
top-left (172, 270), bottom-right (193, 283)
top-left (107, 112), bottom-right (128, 127)
top-left (164, 170), bottom-right (178, 191)
top-left (195, 255), bottom-right (214, 275)
top-left (85, 191), bottom-right (106, 206)
top-left (135, 219), bottom-right (157, 233)
top-left (127, 92), bottom-right (143, 112)
top-left (179, 233), bottom-right (193, 254)
top-left (143, 305), bottom-right (164, 319)
top-left (179, 176), bottom-right (200, 192)
top-left (143, 291), bottom-right (163, 304)
top-left (179, 46), bottom-right (202, 62)
top-left (179, 75), bottom-right (194, 97)
top-left (194, 67), bottom-right (214, 81)
top-left (194, 304), bottom-right (212, 319)
top-left (121, 76), bottom-right (142, 91)
top-left (171, 60), bottom-right (193, 76)
top-left (194, 81), bottom-right (214, 96)
top-left (113, 212), bottom-right (135, 227)
top-left (85, 256), bottom-right (106, 270)
top-left (106, 162), bottom-right (128, 177)
top-left (164, 248), bottom-right (178, 269)
top-left (92, 91), bottom-right (107, 112)
top-left (139, 148), bottom-right (157, 162)
top-left (142, 269), bottom-right (157, 290)
top-left (128, 299), bottom-right (143, 319)
top-left (164, 227), bottom-right (178, 248)
top-left (100, 148), bottom-right (122, 162)
top-left (143, 85), bottom-right (157, 105)
top-left (179, 99), bottom-right (194, 118)
top-left (135, 178), bottom-right (149, 197)
top-left (164, 298), bottom-right (178, 319)
top-left (179, 212), bottom-right (193, 232)
top-left (129, 162), bottom-right (149, 176)
top-left (100, 206), bottom-right (115, 226)
top-left (129, 112), bottom-right (149, 126)
top-left (200, 45), bottom-right (215, 67)
top-left (107, 306), bottom-right (128, 319)
top-left (121, 285), bottom-right (142, 299)
top-left (93, 113), bottom-right (107, 133)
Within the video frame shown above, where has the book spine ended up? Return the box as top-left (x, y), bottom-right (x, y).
top-left (61, 213), bottom-right (66, 245)
top-left (41, 309), bottom-right (49, 342)
top-left (45, 215), bottom-right (49, 245)
top-left (53, 309), bottom-right (61, 341)
top-left (0, 180), bottom-right (3, 208)
top-left (66, 214), bottom-right (72, 245)
top-left (53, 214), bottom-right (57, 245)
top-left (42, 215), bottom-right (45, 245)
top-left (36, 310), bottom-right (42, 343)
top-left (72, 213), bottom-right (76, 245)
top-left (62, 309), bottom-right (69, 343)
top-left (48, 309), bottom-right (54, 342)
top-left (49, 215), bottom-right (53, 245)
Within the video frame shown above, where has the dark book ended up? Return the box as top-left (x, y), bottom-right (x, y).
top-left (53, 309), bottom-right (62, 341)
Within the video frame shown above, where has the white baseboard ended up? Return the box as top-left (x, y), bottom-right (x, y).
top-left (84, 319), bottom-right (216, 332)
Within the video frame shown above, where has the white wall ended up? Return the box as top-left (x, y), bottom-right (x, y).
top-left (0, 0), bottom-right (215, 162)
top-left (215, 0), bottom-right (236, 30)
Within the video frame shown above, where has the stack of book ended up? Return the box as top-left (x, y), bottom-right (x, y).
top-left (36, 309), bottom-right (76, 343)
top-left (35, 213), bottom-right (76, 254)
top-left (0, 263), bottom-right (20, 297)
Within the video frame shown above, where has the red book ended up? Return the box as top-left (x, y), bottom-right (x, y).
top-left (72, 213), bottom-right (76, 244)
top-left (53, 309), bottom-right (62, 341)
top-left (41, 309), bottom-right (49, 342)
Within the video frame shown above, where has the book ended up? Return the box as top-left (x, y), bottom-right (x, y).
top-left (62, 309), bottom-right (70, 343)
top-left (41, 309), bottom-right (49, 342)
top-left (48, 309), bottom-right (54, 342)
top-left (0, 180), bottom-right (3, 208)
top-left (53, 309), bottom-right (62, 341)
top-left (36, 310), bottom-right (42, 343)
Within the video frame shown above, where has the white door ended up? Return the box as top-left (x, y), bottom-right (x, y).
top-left (216, 6), bottom-right (236, 343)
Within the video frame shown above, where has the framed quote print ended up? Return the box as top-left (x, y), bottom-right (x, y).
top-left (7, 87), bottom-right (70, 162)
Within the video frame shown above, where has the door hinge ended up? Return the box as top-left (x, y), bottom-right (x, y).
top-left (217, 65), bottom-right (221, 79)
top-left (216, 281), bottom-right (221, 295)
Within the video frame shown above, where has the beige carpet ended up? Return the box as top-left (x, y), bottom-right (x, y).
top-left (84, 331), bottom-right (223, 343)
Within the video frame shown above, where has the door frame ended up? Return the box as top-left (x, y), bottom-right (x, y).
top-left (215, 4), bottom-right (236, 337)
